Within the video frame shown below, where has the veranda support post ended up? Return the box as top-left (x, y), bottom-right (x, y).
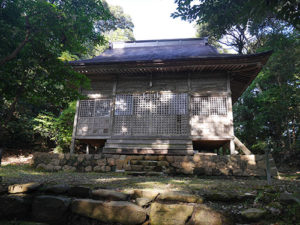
top-left (70, 100), bottom-right (79, 154)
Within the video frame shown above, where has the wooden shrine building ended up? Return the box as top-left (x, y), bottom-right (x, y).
top-left (70, 38), bottom-right (271, 155)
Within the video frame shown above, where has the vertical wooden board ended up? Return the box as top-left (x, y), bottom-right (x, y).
top-left (152, 73), bottom-right (188, 92)
top-left (116, 77), bottom-right (150, 93)
top-left (91, 80), bottom-right (114, 90)
top-left (190, 73), bottom-right (227, 92)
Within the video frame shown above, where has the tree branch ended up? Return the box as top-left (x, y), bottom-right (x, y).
top-left (0, 17), bottom-right (31, 66)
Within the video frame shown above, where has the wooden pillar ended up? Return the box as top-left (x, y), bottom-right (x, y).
top-left (109, 77), bottom-right (117, 137)
top-left (230, 139), bottom-right (236, 155)
top-left (70, 100), bottom-right (80, 154)
top-left (86, 144), bottom-right (90, 155)
top-left (227, 73), bottom-right (237, 155)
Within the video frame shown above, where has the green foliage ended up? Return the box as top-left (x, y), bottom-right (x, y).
top-left (172, 0), bottom-right (299, 30)
top-left (55, 101), bottom-right (76, 149)
top-left (173, 0), bottom-right (298, 54)
top-left (234, 32), bottom-right (300, 157)
top-left (33, 102), bottom-right (76, 152)
top-left (195, 23), bottom-right (228, 53)
top-left (92, 3), bottom-right (135, 56)
top-left (0, 0), bottom-right (134, 149)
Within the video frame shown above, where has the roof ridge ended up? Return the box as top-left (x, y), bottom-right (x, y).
top-left (110, 37), bottom-right (208, 49)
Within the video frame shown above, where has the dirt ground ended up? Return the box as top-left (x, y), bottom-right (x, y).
top-left (1, 149), bottom-right (33, 166)
top-left (0, 151), bottom-right (299, 193)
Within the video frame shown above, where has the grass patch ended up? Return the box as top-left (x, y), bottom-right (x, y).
top-left (0, 164), bottom-right (46, 178)
top-left (0, 164), bottom-right (299, 194)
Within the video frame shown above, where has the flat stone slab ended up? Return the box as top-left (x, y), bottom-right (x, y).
top-left (133, 189), bottom-right (161, 200)
top-left (157, 191), bottom-right (203, 203)
top-left (241, 208), bottom-right (266, 221)
top-left (44, 184), bottom-right (70, 194)
top-left (279, 192), bottom-right (300, 205)
top-left (187, 204), bottom-right (230, 225)
top-left (195, 190), bottom-right (255, 202)
top-left (72, 199), bottom-right (147, 225)
top-left (8, 182), bottom-right (41, 194)
top-left (135, 197), bottom-right (152, 207)
top-left (68, 186), bottom-right (91, 198)
top-left (32, 195), bottom-right (71, 222)
top-left (0, 194), bottom-right (32, 218)
top-left (91, 189), bottom-right (129, 201)
top-left (150, 202), bottom-right (194, 225)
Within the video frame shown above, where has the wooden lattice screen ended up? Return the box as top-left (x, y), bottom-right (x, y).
top-left (76, 99), bottom-right (111, 136)
top-left (191, 96), bottom-right (228, 116)
top-left (113, 93), bottom-right (188, 136)
top-left (190, 96), bottom-right (229, 136)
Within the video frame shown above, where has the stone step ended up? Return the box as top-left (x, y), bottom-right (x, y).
top-left (102, 148), bottom-right (194, 155)
top-left (107, 139), bottom-right (192, 145)
top-left (126, 171), bottom-right (164, 176)
top-left (104, 144), bottom-right (193, 150)
top-left (143, 166), bottom-right (162, 171)
top-left (124, 164), bottom-right (163, 172)
top-left (130, 160), bottom-right (158, 166)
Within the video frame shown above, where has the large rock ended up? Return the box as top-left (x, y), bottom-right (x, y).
top-left (91, 189), bottom-right (129, 201)
top-left (72, 199), bottom-right (147, 225)
top-left (133, 189), bottom-right (160, 200)
top-left (44, 184), bottom-right (70, 194)
top-left (241, 208), bottom-right (266, 221)
top-left (187, 204), bottom-right (230, 225)
top-left (157, 191), bottom-right (203, 203)
top-left (0, 184), bottom-right (7, 194)
top-left (279, 192), bottom-right (300, 205)
top-left (150, 202), bottom-right (194, 225)
top-left (135, 197), bottom-right (152, 207)
top-left (0, 194), bottom-right (32, 218)
top-left (198, 190), bottom-right (254, 202)
top-left (32, 195), bottom-right (71, 222)
top-left (8, 182), bottom-right (41, 194)
top-left (68, 186), bottom-right (91, 198)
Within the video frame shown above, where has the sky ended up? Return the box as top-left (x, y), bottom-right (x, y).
top-left (106, 0), bottom-right (196, 40)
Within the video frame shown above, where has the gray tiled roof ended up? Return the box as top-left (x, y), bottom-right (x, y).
top-left (70, 38), bottom-right (220, 65)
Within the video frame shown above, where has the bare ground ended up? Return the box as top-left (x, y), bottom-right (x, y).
top-left (0, 154), bottom-right (299, 194)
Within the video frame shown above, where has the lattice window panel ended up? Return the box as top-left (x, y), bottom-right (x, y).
top-left (133, 94), bottom-right (152, 115)
top-left (79, 100), bottom-right (95, 117)
top-left (210, 97), bottom-right (227, 115)
top-left (155, 93), bottom-right (188, 115)
top-left (95, 99), bottom-right (111, 116)
top-left (113, 115), bottom-right (131, 135)
top-left (115, 94), bottom-right (133, 116)
top-left (152, 115), bottom-right (188, 135)
top-left (113, 93), bottom-right (188, 136)
top-left (192, 96), bottom-right (228, 116)
top-left (76, 99), bottom-right (111, 136)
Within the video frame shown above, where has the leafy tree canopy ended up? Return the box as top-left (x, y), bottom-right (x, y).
top-left (172, 0), bottom-right (299, 31)
top-left (0, 0), bottom-right (134, 147)
top-left (173, 0), bottom-right (298, 54)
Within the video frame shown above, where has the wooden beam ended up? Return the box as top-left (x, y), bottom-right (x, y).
top-left (230, 139), bottom-right (236, 155)
top-left (70, 100), bottom-right (80, 154)
top-left (233, 136), bottom-right (252, 155)
top-left (86, 144), bottom-right (90, 155)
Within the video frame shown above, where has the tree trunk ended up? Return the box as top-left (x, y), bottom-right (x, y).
top-left (0, 148), bottom-right (3, 167)
top-left (265, 148), bottom-right (272, 185)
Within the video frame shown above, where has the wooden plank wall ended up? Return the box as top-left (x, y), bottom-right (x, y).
top-left (78, 72), bottom-right (234, 140)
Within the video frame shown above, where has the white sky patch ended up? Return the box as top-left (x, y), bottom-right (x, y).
top-left (106, 0), bottom-right (196, 40)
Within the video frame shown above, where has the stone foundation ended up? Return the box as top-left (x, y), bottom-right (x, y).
top-left (32, 152), bottom-right (278, 177)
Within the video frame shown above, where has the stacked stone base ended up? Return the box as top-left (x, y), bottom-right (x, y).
top-left (32, 152), bottom-right (278, 177)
